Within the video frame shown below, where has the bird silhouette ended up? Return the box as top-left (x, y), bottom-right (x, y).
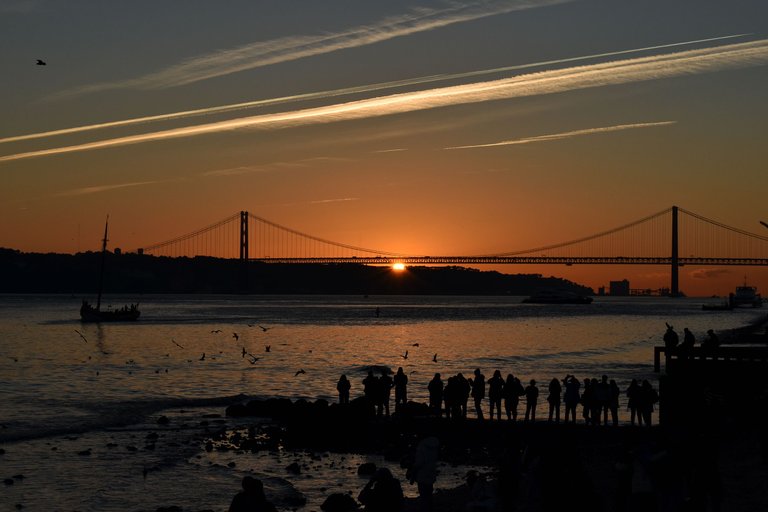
top-left (171, 339), bottom-right (184, 349)
top-left (211, 329), bottom-right (222, 334)
top-left (412, 343), bottom-right (420, 347)
top-left (265, 345), bottom-right (271, 352)
top-left (401, 350), bottom-right (408, 360)
top-left (246, 353), bottom-right (260, 364)
top-left (74, 329), bottom-right (88, 343)
top-left (433, 353), bottom-right (438, 363)
top-left (232, 332), bottom-right (240, 341)
top-left (199, 353), bottom-right (206, 361)
top-left (36, 59), bottom-right (46, 66)
top-left (295, 369), bottom-right (306, 376)
top-left (258, 325), bottom-right (271, 332)
top-left (242, 347), bottom-right (247, 358)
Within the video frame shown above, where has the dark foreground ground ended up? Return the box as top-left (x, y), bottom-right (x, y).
top-left (216, 397), bottom-right (768, 512)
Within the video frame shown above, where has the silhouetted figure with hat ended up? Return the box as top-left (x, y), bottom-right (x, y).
top-left (664, 322), bottom-right (679, 350)
top-left (427, 373), bottom-right (443, 417)
top-left (358, 467), bottom-right (404, 512)
top-left (394, 367), bottom-right (408, 411)
top-left (487, 369), bottom-right (504, 420)
top-left (337, 374), bottom-right (351, 405)
top-left (229, 476), bottom-right (277, 512)
top-left (469, 368), bottom-right (486, 420)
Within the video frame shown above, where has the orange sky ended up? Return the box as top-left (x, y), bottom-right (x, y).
top-left (2, 1), bottom-right (767, 297)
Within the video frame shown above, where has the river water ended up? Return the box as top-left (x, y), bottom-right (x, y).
top-left (0, 294), bottom-right (764, 511)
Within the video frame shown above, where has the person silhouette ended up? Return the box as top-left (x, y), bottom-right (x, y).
top-left (379, 370), bottom-right (393, 417)
top-left (469, 368), bottom-right (486, 420)
top-left (407, 436), bottom-right (439, 512)
top-left (626, 379), bottom-right (641, 426)
top-left (229, 476), bottom-right (277, 512)
top-left (427, 373), bottom-right (444, 417)
top-left (503, 374), bottom-right (522, 421)
top-left (394, 367), bottom-right (408, 411)
top-left (639, 380), bottom-right (659, 426)
top-left (488, 370), bottom-right (504, 421)
top-left (563, 375), bottom-right (581, 424)
top-left (609, 379), bottom-right (620, 426)
top-left (363, 370), bottom-right (378, 414)
top-left (664, 323), bottom-right (679, 350)
top-left (547, 377), bottom-right (561, 423)
top-left (581, 378), bottom-right (593, 425)
top-left (456, 372), bottom-right (470, 418)
top-left (337, 374), bottom-right (351, 405)
top-left (596, 375), bottom-right (611, 425)
top-left (358, 467), bottom-right (404, 512)
top-left (681, 327), bottom-right (696, 351)
top-left (702, 329), bottom-right (720, 350)
top-left (524, 379), bottom-right (538, 422)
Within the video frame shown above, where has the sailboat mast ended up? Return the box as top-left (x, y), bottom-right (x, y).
top-left (96, 215), bottom-right (109, 310)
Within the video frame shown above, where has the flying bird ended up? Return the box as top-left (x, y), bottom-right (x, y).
top-left (258, 325), bottom-right (271, 332)
top-left (265, 345), bottom-right (271, 352)
top-left (232, 332), bottom-right (240, 341)
top-left (760, 220), bottom-right (768, 229)
top-left (171, 339), bottom-right (184, 349)
top-left (36, 59), bottom-right (46, 66)
top-left (246, 354), bottom-right (260, 364)
top-left (412, 343), bottom-right (420, 347)
top-left (294, 369), bottom-right (306, 376)
top-left (211, 329), bottom-right (222, 334)
top-left (433, 353), bottom-right (438, 363)
top-left (199, 353), bottom-right (206, 361)
top-left (401, 350), bottom-right (408, 360)
top-left (242, 347), bottom-right (246, 358)
top-left (74, 329), bottom-right (88, 343)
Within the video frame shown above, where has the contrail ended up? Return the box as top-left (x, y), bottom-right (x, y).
top-left (445, 121), bottom-right (677, 149)
top-left (54, 0), bottom-right (571, 97)
top-left (51, 179), bottom-right (169, 197)
top-left (1, 33), bottom-right (749, 145)
top-left (2, 39), bottom-right (768, 163)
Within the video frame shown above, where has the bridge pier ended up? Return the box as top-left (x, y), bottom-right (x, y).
top-left (671, 205), bottom-right (679, 297)
top-left (239, 211), bottom-right (249, 292)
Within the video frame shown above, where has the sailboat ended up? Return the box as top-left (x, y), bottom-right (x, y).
top-left (79, 216), bottom-right (140, 322)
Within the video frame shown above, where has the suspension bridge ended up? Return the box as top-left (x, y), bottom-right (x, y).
top-left (140, 206), bottom-right (768, 296)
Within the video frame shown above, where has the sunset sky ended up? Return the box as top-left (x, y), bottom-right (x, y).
top-left (2, 0), bottom-right (767, 296)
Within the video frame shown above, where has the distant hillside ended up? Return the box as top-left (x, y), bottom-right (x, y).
top-left (0, 248), bottom-right (593, 296)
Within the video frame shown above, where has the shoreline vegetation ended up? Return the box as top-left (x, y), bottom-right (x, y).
top-left (0, 247), bottom-right (594, 295)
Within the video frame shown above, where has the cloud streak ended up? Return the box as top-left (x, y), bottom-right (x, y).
top-left (4, 33), bottom-right (748, 145)
top-left (3, 39), bottom-right (768, 163)
top-left (52, 180), bottom-right (166, 197)
top-left (57, 0), bottom-right (570, 96)
top-left (445, 121), bottom-right (677, 149)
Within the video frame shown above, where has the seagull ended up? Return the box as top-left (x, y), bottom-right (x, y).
top-left (246, 354), bottom-right (260, 364)
top-left (171, 339), bottom-right (184, 349)
top-left (294, 369), bottom-right (306, 376)
top-left (412, 343), bottom-right (420, 347)
top-left (36, 59), bottom-right (46, 66)
top-left (433, 353), bottom-right (438, 363)
top-left (401, 350), bottom-right (408, 360)
top-left (265, 345), bottom-right (271, 352)
top-left (74, 329), bottom-right (88, 343)
top-left (210, 329), bottom-right (222, 334)
top-left (232, 332), bottom-right (240, 341)
top-left (242, 347), bottom-right (246, 358)
top-left (258, 325), bottom-right (271, 332)
top-left (199, 353), bottom-right (206, 361)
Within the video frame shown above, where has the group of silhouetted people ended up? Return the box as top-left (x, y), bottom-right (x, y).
top-left (664, 323), bottom-right (720, 351)
top-left (339, 367), bottom-right (660, 427)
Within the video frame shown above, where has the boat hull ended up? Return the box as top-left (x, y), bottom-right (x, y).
top-left (80, 302), bottom-right (140, 322)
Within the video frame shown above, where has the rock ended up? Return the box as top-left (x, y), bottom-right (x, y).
top-left (156, 415), bottom-right (170, 425)
top-left (356, 462), bottom-right (377, 476)
top-left (320, 492), bottom-right (359, 512)
top-left (286, 462), bottom-right (301, 474)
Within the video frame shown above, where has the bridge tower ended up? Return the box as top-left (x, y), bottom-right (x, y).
top-left (239, 211), bottom-right (249, 291)
top-left (671, 205), bottom-right (679, 297)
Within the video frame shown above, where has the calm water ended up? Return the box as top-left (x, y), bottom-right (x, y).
top-left (0, 294), bottom-right (764, 511)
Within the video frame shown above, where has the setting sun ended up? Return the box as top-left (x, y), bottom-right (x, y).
top-left (392, 263), bottom-right (406, 271)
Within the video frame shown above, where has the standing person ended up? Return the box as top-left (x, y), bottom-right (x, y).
top-left (547, 377), bottom-right (562, 423)
top-left (456, 372), bottom-right (471, 418)
top-left (407, 436), bottom-right (440, 512)
top-left (702, 329), bottom-right (720, 350)
top-left (363, 370), bottom-right (378, 415)
top-left (524, 379), bottom-right (538, 422)
top-left (664, 323), bottom-right (679, 349)
top-left (681, 327), bottom-right (696, 351)
top-left (609, 380), bottom-right (620, 426)
top-left (596, 375), bottom-right (611, 425)
top-left (229, 476), bottom-right (277, 512)
top-left (487, 370), bottom-right (504, 421)
top-left (427, 373), bottom-right (444, 417)
top-left (469, 368), bottom-right (486, 420)
top-left (563, 375), bottom-right (581, 424)
top-left (379, 370), bottom-right (393, 417)
top-left (394, 367), bottom-right (408, 411)
top-left (581, 378), bottom-right (593, 425)
top-left (336, 374), bottom-right (351, 405)
top-left (626, 379), bottom-right (641, 426)
top-left (503, 374), bottom-right (522, 421)
top-left (639, 380), bottom-right (659, 426)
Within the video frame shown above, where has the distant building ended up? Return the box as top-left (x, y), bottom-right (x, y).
top-left (610, 279), bottom-right (630, 296)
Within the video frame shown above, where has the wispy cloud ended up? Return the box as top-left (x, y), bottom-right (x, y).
top-left (3, 39), bottom-right (768, 163)
top-left (445, 121), bottom-right (676, 149)
top-left (52, 180), bottom-right (165, 197)
top-left (5, 33), bottom-right (748, 145)
top-left (310, 197), bottom-right (360, 204)
top-left (690, 268), bottom-right (731, 279)
top-left (373, 148), bottom-right (409, 153)
top-left (55, 0), bottom-right (570, 97)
